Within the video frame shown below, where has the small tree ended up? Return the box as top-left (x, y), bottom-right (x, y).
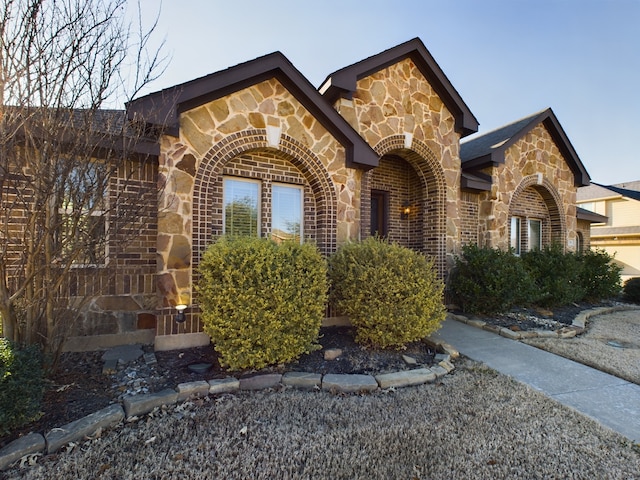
top-left (0, 0), bottom-right (166, 356)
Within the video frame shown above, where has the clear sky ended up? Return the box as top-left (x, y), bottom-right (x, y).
top-left (135, 0), bottom-right (639, 186)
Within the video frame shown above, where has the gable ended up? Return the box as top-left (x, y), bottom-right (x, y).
top-left (460, 108), bottom-right (590, 187)
top-left (319, 38), bottom-right (478, 138)
top-left (126, 52), bottom-right (378, 170)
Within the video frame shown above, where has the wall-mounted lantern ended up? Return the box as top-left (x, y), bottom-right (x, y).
top-left (174, 304), bottom-right (187, 323)
top-left (401, 201), bottom-right (411, 220)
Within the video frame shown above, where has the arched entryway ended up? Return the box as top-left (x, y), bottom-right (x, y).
top-left (363, 136), bottom-right (447, 277)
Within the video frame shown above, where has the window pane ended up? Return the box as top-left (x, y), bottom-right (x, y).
top-left (528, 219), bottom-right (542, 251)
top-left (224, 178), bottom-right (259, 236)
top-left (510, 217), bottom-right (521, 255)
top-left (272, 184), bottom-right (302, 243)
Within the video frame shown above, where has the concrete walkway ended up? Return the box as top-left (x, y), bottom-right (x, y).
top-left (434, 319), bottom-right (640, 443)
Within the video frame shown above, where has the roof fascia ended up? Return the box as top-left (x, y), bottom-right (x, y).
top-left (576, 207), bottom-right (608, 223)
top-left (541, 112), bottom-right (591, 187)
top-left (127, 52), bottom-right (378, 170)
top-left (320, 38), bottom-right (479, 137)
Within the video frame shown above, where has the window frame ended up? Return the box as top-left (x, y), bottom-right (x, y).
top-left (222, 176), bottom-right (261, 237)
top-left (58, 161), bottom-right (109, 268)
top-left (271, 182), bottom-right (304, 244)
top-left (527, 218), bottom-right (542, 251)
top-left (510, 216), bottom-right (521, 256)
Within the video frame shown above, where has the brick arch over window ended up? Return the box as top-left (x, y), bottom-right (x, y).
top-left (509, 175), bottom-right (566, 248)
top-left (363, 135), bottom-right (447, 277)
top-left (192, 130), bottom-right (337, 263)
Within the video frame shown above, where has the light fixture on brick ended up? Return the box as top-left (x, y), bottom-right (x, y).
top-left (401, 201), bottom-right (411, 220)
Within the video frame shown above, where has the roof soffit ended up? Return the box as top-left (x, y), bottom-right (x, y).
top-left (319, 38), bottom-right (479, 137)
top-left (126, 52), bottom-right (379, 170)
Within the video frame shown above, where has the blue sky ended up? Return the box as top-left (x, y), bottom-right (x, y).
top-left (136, 0), bottom-right (639, 185)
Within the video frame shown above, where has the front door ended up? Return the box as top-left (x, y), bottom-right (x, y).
top-left (370, 190), bottom-right (388, 237)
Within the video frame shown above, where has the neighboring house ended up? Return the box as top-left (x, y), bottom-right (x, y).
top-left (1, 38), bottom-right (596, 351)
top-left (577, 181), bottom-right (640, 281)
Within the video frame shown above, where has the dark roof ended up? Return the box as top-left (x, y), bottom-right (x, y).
top-left (576, 207), bottom-right (608, 223)
top-left (126, 52), bottom-right (379, 170)
top-left (592, 182), bottom-right (640, 202)
top-left (460, 108), bottom-right (591, 187)
top-left (318, 38), bottom-right (479, 138)
top-left (2, 106), bottom-right (158, 157)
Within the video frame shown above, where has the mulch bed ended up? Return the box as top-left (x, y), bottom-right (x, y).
top-left (1, 301), bottom-right (612, 449)
top-left (1, 326), bottom-right (435, 448)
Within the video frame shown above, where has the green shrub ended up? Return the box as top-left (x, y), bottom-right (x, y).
top-left (0, 339), bottom-right (45, 436)
top-left (623, 277), bottom-right (640, 303)
top-left (522, 244), bottom-right (585, 307)
top-left (578, 249), bottom-right (622, 301)
top-left (197, 236), bottom-right (327, 370)
top-left (328, 237), bottom-right (445, 348)
top-left (449, 244), bottom-right (535, 314)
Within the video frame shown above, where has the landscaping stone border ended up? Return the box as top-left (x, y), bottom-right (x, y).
top-left (449, 305), bottom-right (640, 341)
top-left (0, 341), bottom-right (458, 471)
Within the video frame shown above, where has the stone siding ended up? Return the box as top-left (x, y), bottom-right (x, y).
top-left (337, 58), bottom-right (462, 276)
top-left (478, 125), bottom-right (577, 251)
top-left (154, 79), bottom-right (358, 336)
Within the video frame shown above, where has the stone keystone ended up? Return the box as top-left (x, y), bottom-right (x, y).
top-left (322, 374), bottom-right (378, 393)
top-left (375, 368), bottom-right (436, 389)
top-left (45, 404), bottom-right (124, 454)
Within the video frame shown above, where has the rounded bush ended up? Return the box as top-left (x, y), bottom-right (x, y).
top-left (328, 237), bottom-right (445, 348)
top-left (0, 339), bottom-right (44, 436)
top-left (197, 236), bottom-right (327, 370)
top-left (522, 245), bottom-right (584, 307)
top-left (623, 277), bottom-right (640, 304)
top-left (449, 244), bottom-right (535, 314)
top-left (578, 249), bottom-right (622, 301)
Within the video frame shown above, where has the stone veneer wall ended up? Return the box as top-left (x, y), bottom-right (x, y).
top-left (477, 125), bottom-right (577, 251)
top-left (155, 78), bottom-right (360, 337)
top-left (335, 58), bottom-right (462, 276)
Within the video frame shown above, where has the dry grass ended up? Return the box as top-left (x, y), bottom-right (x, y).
top-left (4, 358), bottom-right (640, 479)
top-left (523, 309), bottom-right (640, 385)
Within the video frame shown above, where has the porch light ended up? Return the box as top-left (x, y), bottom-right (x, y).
top-left (401, 202), bottom-right (411, 220)
top-left (174, 304), bottom-right (187, 323)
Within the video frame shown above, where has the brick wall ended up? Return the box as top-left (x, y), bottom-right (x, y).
top-left (459, 191), bottom-right (479, 246)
